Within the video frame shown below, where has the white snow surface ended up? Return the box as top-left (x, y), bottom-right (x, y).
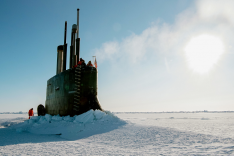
top-left (0, 111), bottom-right (234, 155)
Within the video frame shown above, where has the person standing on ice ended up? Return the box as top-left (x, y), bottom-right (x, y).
top-left (28, 108), bottom-right (34, 119)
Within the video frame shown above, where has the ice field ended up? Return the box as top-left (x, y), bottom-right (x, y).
top-left (0, 111), bottom-right (234, 155)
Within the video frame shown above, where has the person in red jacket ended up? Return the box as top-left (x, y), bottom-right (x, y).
top-left (28, 108), bottom-right (34, 119)
top-left (87, 61), bottom-right (93, 67)
top-left (73, 58), bottom-right (85, 68)
top-left (78, 58), bottom-right (86, 66)
top-left (77, 58), bottom-right (83, 65)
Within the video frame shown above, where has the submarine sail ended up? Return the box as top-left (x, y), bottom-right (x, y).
top-left (43, 9), bottom-right (103, 116)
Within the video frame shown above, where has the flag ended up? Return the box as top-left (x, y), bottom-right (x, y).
top-left (94, 57), bottom-right (97, 68)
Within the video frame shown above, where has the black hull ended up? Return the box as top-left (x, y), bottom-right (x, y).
top-left (45, 66), bottom-right (102, 116)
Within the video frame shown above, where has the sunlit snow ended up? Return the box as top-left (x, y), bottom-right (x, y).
top-left (0, 110), bottom-right (234, 155)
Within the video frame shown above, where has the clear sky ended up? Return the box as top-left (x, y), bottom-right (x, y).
top-left (0, 0), bottom-right (234, 112)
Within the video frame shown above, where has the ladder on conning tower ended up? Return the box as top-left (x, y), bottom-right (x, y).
top-left (73, 66), bottom-right (82, 113)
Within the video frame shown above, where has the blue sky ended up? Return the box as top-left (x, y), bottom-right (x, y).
top-left (1, 0), bottom-right (234, 112)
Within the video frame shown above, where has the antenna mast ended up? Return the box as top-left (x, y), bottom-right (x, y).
top-left (63, 21), bottom-right (67, 71)
top-left (76, 9), bottom-right (80, 62)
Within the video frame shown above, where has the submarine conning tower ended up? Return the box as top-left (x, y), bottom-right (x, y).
top-left (44, 9), bottom-right (103, 117)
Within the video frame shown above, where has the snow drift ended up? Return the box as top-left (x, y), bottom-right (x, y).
top-left (11, 110), bottom-right (127, 140)
top-left (1, 112), bottom-right (234, 155)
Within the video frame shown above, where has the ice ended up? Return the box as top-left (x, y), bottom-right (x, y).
top-left (93, 109), bottom-right (106, 120)
top-left (51, 115), bottom-right (63, 121)
top-left (38, 116), bottom-right (47, 124)
top-left (6, 109), bottom-right (126, 140)
top-left (74, 109), bottom-right (95, 123)
top-left (63, 115), bottom-right (74, 122)
top-left (45, 114), bottom-right (52, 122)
top-left (0, 111), bottom-right (234, 155)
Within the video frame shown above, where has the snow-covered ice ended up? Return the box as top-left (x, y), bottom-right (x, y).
top-left (0, 111), bottom-right (234, 155)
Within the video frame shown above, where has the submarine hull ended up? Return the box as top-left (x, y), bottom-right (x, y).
top-left (45, 66), bottom-right (102, 116)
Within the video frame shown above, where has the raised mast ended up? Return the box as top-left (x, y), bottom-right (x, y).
top-left (63, 21), bottom-right (67, 71)
top-left (76, 9), bottom-right (81, 63)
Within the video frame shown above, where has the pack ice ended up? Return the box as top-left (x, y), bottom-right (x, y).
top-left (1, 112), bottom-right (234, 155)
top-left (11, 109), bottom-right (127, 140)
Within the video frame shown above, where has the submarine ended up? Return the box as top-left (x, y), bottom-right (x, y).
top-left (37, 9), bottom-right (103, 116)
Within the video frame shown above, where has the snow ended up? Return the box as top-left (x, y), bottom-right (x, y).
top-left (0, 111), bottom-right (234, 155)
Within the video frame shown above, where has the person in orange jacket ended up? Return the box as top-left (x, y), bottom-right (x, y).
top-left (78, 58), bottom-right (86, 66)
top-left (28, 108), bottom-right (34, 119)
top-left (77, 58), bottom-right (83, 65)
top-left (73, 58), bottom-right (85, 68)
top-left (87, 61), bottom-right (93, 67)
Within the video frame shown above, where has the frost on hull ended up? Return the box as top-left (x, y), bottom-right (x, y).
top-left (45, 66), bottom-right (102, 116)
